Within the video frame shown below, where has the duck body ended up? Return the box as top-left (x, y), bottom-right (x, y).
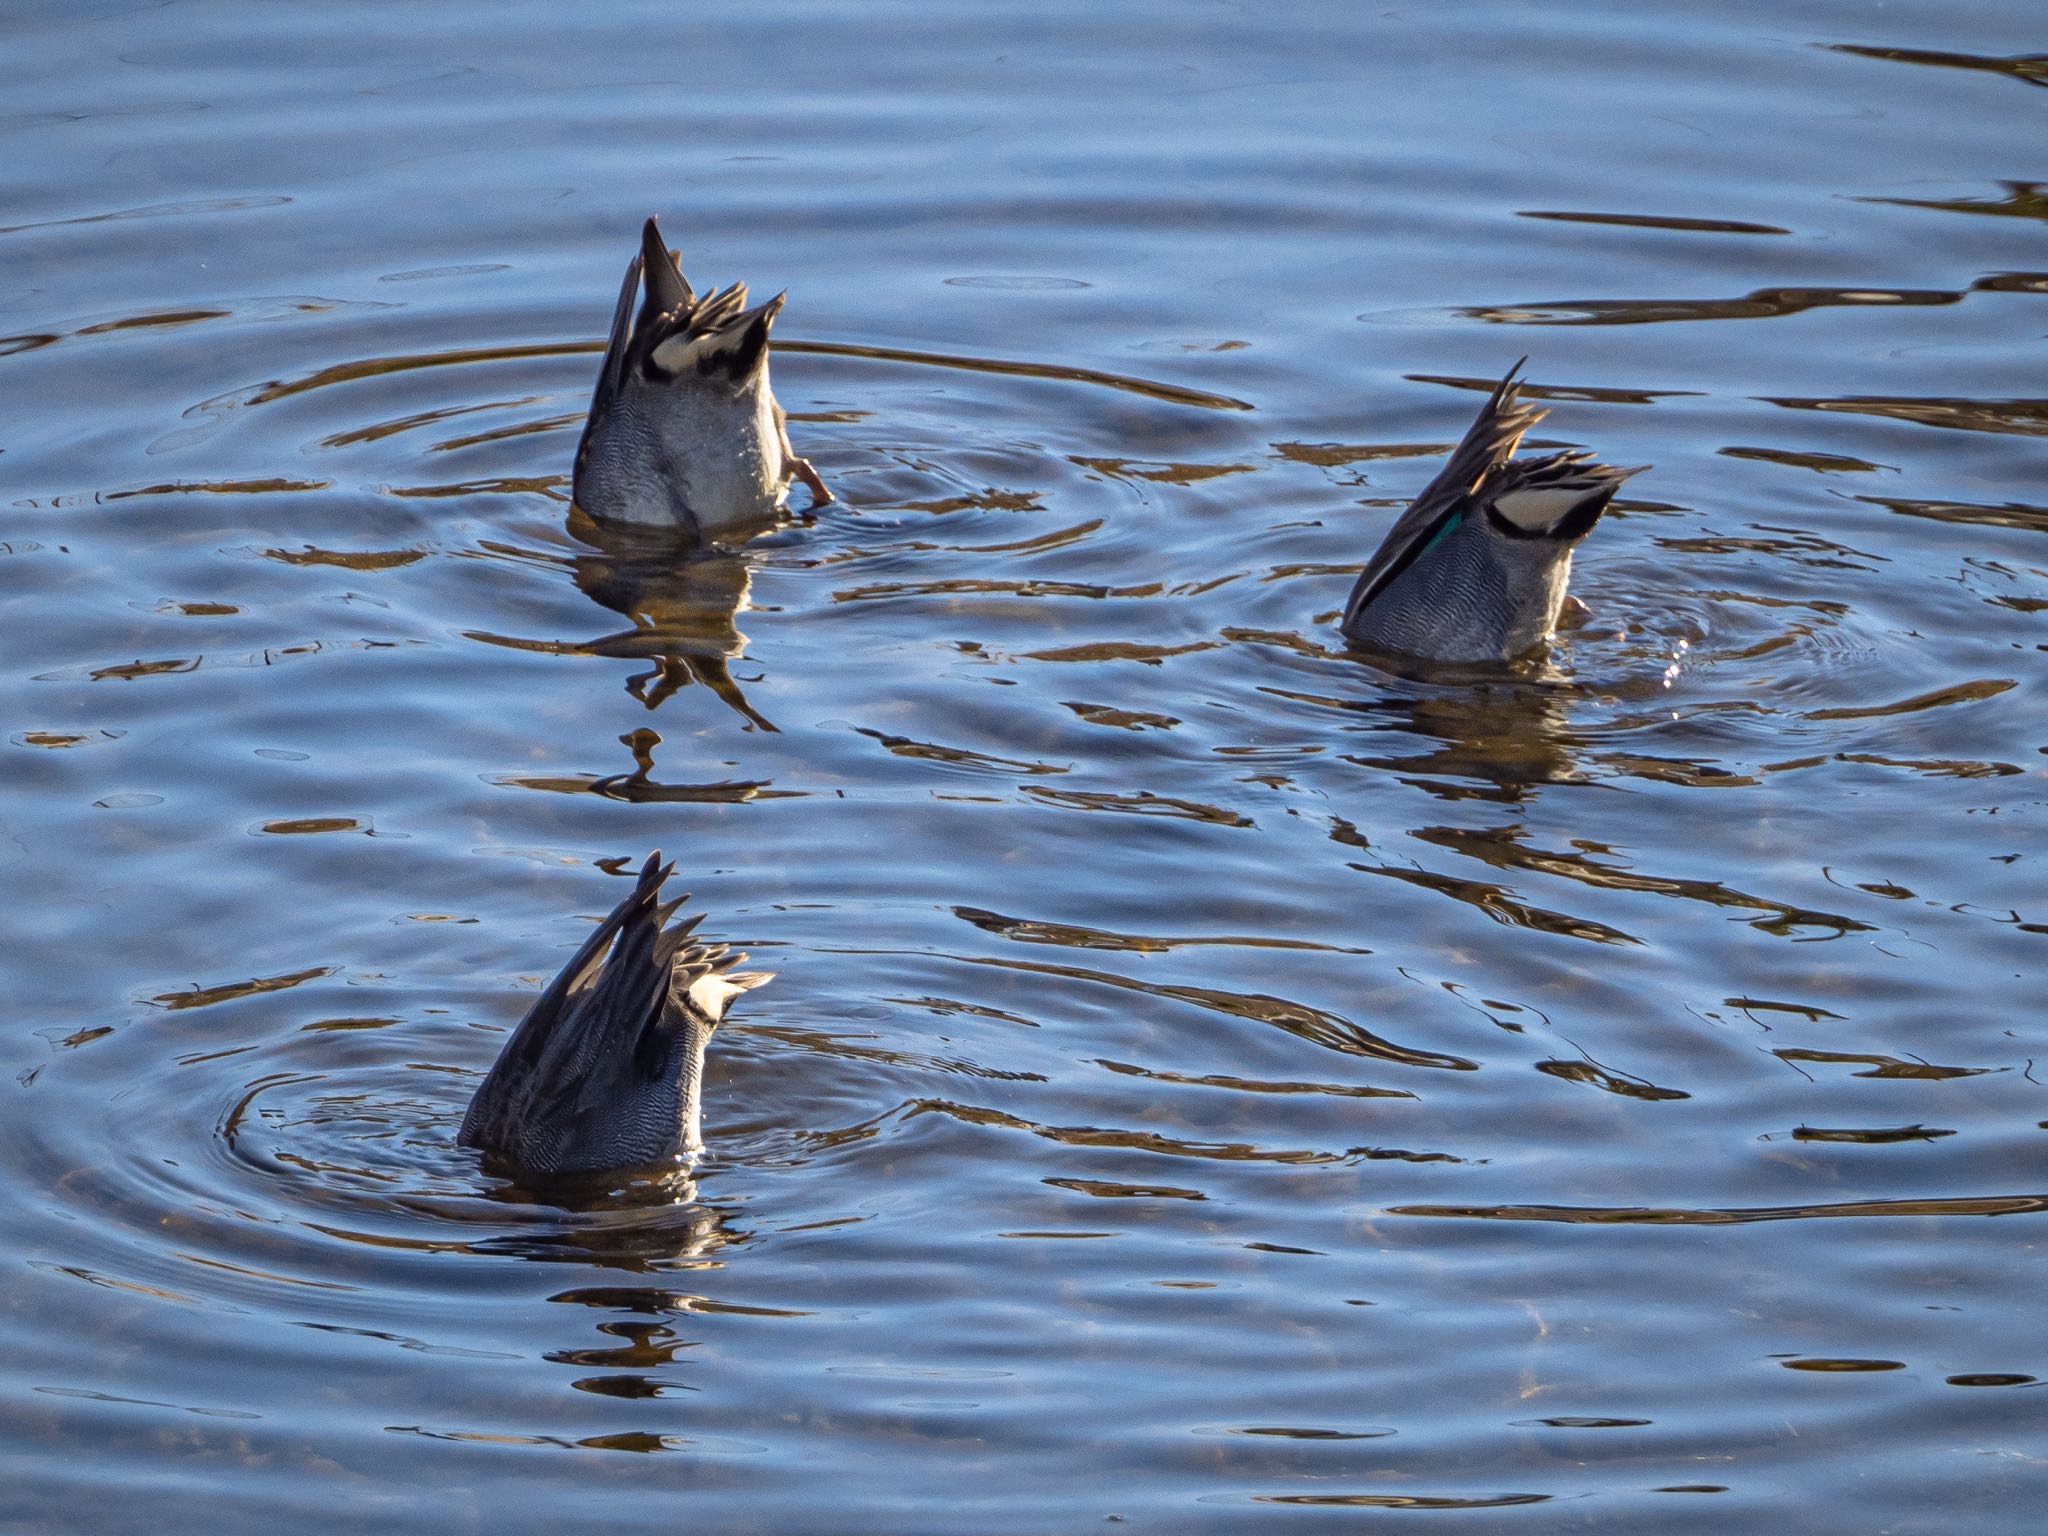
top-left (1340, 362), bottom-right (1643, 662)
top-left (572, 217), bottom-right (829, 539)
top-left (458, 853), bottom-right (771, 1179)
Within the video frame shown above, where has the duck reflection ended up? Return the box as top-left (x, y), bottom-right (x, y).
top-left (564, 508), bottom-right (775, 729)
top-left (470, 1170), bottom-right (752, 1405)
top-left (1338, 678), bottom-right (1584, 804)
top-left (470, 1166), bottom-right (747, 1273)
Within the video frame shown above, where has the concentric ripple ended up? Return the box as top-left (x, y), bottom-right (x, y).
top-left (5, 0), bottom-right (2048, 1530)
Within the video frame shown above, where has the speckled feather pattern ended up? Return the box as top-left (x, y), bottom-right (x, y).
top-left (577, 375), bottom-right (786, 537)
top-left (1343, 513), bottom-right (1576, 659)
top-left (571, 217), bottom-right (801, 537)
top-left (458, 854), bottom-right (765, 1179)
top-left (1340, 363), bottom-right (1642, 662)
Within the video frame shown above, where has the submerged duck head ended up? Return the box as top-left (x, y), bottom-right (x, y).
top-left (1339, 361), bottom-right (1645, 662)
top-left (458, 852), bottom-right (772, 1180)
top-left (572, 217), bottom-right (830, 538)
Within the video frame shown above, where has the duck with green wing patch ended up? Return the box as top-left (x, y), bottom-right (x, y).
top-left (1340, 361), bottom-right (1644, 662)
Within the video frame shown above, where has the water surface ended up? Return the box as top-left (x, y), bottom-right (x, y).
top-left (4, 2), bottom-right (2047, 1530)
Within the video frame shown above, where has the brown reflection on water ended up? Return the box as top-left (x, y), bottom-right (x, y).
top-left (1390, 1196), bottom-right (2048, 1223)
top-left (1829, 43), bottom-right (2048, 91)
top-left (319, 397), bottom-right (536, 448)
top-left (1858, 494), bottom-right (2048, 534)
top-left (1353, 858), bottom-right (1644, 946)
top-left (1516, 208), bottom-right (1793, 235)
top-left (1534, 1055), bottom-right (1690, 1101)
top-left (1856, 180), bottom-right (2048, 222)
top-left (1466, 286), bottom-right (1964, 326)
top-left (1069, 456), bottom-right (1257, 485)
top-left (106, 477), bottom-right (332, 499)
top-left (1062, 700), bottom-right (1181, 731)
top-left (1719, 446), bottom-right (1893, 474)
top-left (1094, 1058), bottom-right (1414, 1100)
top-left (952, 905), bottom-right (1358, 955)
top-left (1406, 371), bottom-right (1701, 405)
top-left (263, 546), bottom-right (429, 570)
top-left (1773, 1049), bottom-right (1994, 1081)
top-left (779, 339), bottom-right (1254, 412)
top-left (0, 193), bottom-right (290, 236)
top-left (1272, 439), bottom-right (1452, 468)
top-left (887, 945), bottom-right (1478, 1071)
top-left (1801, 678), bottom-right (2014, 722)
top-left (915, 1098), bottom-right (1456, 1166)
top-left (837, 575), bottom-right (1165, 604)
top-left (1024, 639), bottom-right (1217, 663)
top-left (1406, 823), bottom-right (1874, 939)
top-left (147, 966), bottom-right (337, 1012)
top-left (11, 728), bottom-right (124, 749)
top-left (859, 731), bottom-right (1067, 778)
top-left (1762, 392), bottom-right (2048, 437)
top-left (1783, 1124), bottom-right (1955, 1144)
top-left (1020, 786), bottom-right (1252, 827)
top-left (1045, 1175), bottom-right (1206, 1200)
top-left (1252, 1492), bottom-right (1552, 1509)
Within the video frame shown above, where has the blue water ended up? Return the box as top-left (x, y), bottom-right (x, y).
top-left (3, 2), bottom-right (2046, 1529)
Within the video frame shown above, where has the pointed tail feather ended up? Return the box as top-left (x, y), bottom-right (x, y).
top-left (1342, 361), bottom-right (1548, 634)
top-left (639, 216), bottom-right (694, 314)
top-left (459, 851), bottom-right (671, 1147)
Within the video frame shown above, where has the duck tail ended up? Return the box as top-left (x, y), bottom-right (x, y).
top-left (650, 290), bottom-right (783, 385)
top-left (1486, 451), bottom-right (1648, 541)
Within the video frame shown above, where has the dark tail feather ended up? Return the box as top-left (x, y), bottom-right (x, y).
top-left (638, 216), bottom-right (694, 321)
top-left (458, 851), bottom-right (674, 1148)
top-left (1340, 361), bottom-right (1548, 632)
top-left (698, 293), bottom-right (782, 383)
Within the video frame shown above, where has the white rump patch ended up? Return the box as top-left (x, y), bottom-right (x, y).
top-left (651, 330), bottom-right (730, 376)
top-left (1492, 484), bottom-right (1592, 533)
top-left (686, 968), bottom-right (774, 1018)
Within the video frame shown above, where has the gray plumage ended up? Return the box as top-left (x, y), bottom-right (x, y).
top-left (1340, 362), bottom-right (1645, 661)
top-left (572, 216), bottom-right (830, 536)
top-left (458, 852), bottom-right (772, 1179)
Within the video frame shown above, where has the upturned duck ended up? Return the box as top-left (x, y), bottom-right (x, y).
top-left (1340, 362), bottom-right (1644, 661)
top-left (572, 216), bottom-right (830, 536)
top-left (458, 853), bottom-right (771, 1178)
